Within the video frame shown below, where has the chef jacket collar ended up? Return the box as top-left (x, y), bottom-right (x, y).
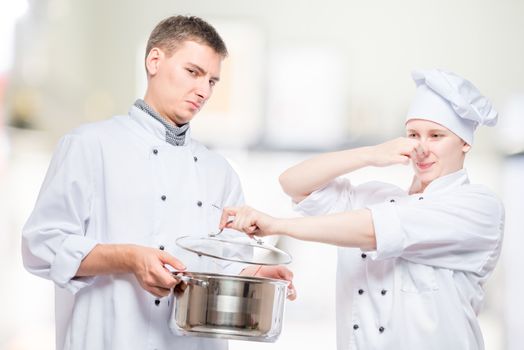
top-left (420, 168), bottom-right (469, 194)
top-left (128, 105), bottom-right (191, 146)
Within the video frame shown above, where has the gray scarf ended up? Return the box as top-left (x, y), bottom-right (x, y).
top-left (134, 99), bottom-right (189, 146)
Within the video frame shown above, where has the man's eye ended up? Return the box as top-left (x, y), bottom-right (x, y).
top-left (407, 133), bottom-right (417, 138)
top-left (187, 69), bottom-right (196, 75)
top-left (209, 80), bottom-right (216, 87)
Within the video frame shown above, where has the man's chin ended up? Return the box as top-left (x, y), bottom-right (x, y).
top-left (170, 113), bottom-right (195, 126)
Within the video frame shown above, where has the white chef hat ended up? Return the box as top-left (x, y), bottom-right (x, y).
top-left (406, 69), bottom-right (498, 145)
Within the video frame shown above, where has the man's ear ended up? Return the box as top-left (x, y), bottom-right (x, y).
top-left (462, 143), bottom-right (471, 153)
top-left (145, 48), bottom-right (162, 76)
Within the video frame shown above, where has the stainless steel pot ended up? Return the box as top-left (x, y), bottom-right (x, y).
top-left (169, 272), bottom-right (290, 342)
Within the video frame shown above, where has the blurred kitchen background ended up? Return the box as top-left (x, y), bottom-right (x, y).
top-left (1, 0), bottom-right (523, 349)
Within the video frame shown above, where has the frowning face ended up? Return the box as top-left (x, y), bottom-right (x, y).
top-left (144, 40), bottom-right (222, 125)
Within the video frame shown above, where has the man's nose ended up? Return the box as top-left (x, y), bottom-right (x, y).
top-left (195, 80), bottom-right (211, 101)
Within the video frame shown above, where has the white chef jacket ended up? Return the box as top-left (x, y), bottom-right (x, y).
top-left (22, 105), bottom-right (251, 350)
top-left (295, 169), bottom-right (504, 350)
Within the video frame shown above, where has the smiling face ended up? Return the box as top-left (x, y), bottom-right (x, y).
top-left (144, 40), bottom-right (222, 126)
top-left (406, 119), bottom-right (471, 187)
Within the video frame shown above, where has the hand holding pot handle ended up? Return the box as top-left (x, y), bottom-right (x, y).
top-left (128, 245), bottom-right (187, 298)
top-left (241, 265), bottom-right (297, 301)
top-left (287, 285), bottom-right (296, 299)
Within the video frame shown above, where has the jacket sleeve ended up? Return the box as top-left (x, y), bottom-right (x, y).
top-left (367, 186), bottom-right (504, 276)
top-left (21, 133), bottom-right (99, 294)
top-left (293, 177), bottom-right (353, 216)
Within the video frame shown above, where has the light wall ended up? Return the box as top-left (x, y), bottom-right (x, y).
top-left (7, 0), bottom-right (524, 150)
top-left (3, 1), bottom-right (524, 349)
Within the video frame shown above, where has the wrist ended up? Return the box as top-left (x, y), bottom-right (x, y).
top-left (357, 146), bottom-right (375, 167)
top-left (274, 218), bottom-right (290, 237)
top-left (240, 265), bottom-right (259, 276)
top-left (118, 244), bottom-right (138, 273)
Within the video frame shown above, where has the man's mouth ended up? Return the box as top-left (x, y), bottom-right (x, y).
top-left (186, 100), bottom-right (201, 110)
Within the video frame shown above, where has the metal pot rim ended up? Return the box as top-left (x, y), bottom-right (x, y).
top-left (176, 271), bottom-right (290, 287)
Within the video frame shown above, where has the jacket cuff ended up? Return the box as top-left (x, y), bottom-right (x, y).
top-left (49, 235), bottom-right (99, 294)
top-left (366, 202), bottom-right (405, 260)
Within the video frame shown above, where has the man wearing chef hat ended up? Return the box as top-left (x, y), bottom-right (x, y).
top-left (21, 15), bottom-right (294, 350)
top-left (222, 69), bottom-right (504, 349)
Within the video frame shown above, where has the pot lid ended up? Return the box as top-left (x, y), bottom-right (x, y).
top-left (175, 235), bottom-right (292, 265)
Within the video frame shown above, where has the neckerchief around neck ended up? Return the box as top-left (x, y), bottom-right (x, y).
top-left (134, 99), bottom-right (189, 146)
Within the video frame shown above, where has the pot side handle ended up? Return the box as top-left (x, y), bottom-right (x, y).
top-left (172, 273), bottom-right (209, 288)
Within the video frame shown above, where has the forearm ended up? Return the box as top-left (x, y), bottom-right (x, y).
top-left (76, 244), bottom-right (137, 277)
top-left (275, 209), bottom-right (376, 250)
top-left (279, 147), bottom-right (373, 202)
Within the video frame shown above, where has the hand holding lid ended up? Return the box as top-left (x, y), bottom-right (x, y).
top-left (176, 208), bottom-right (292, 265)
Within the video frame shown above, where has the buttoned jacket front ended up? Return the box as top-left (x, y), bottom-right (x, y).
top-left (295, 169), bottom-right (504, 350)
top-left (22, 106), bottom-right (249, 350)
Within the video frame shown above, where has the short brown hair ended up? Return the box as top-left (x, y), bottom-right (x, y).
top-left (145, 15), bottom-right (228, 59)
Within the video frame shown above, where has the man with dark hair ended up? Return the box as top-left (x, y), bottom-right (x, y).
top-left (22, 15), bottom-right (294, 350)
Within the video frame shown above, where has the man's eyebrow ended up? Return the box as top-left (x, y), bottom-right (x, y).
top-left (187, 63), bottom-right (220, 82)
top-left (187, 63), bottom-right (205, 74)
